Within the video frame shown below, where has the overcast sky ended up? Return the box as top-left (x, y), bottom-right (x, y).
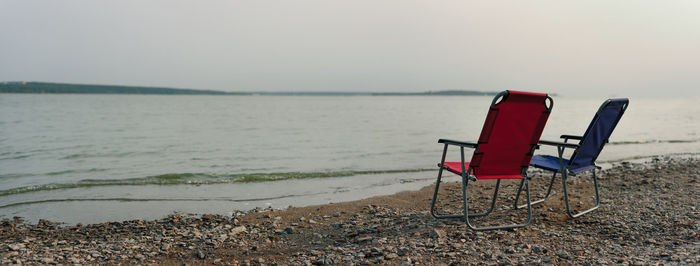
top-left (1, 1), bottom-right (699, 96)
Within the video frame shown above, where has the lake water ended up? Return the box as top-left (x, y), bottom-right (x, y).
top-left (1, 94), bottom-right (699, 224)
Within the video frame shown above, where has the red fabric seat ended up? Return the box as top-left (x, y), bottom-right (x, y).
top-left (441, 90), bottom-right (551, 180)
top-left (438, 162), bottom-right (524, 179)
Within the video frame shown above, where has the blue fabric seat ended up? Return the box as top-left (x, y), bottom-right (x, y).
top-left (530, 155), bottom-right (569, 172)
top-left (531, 155), bottom-right (598, 174)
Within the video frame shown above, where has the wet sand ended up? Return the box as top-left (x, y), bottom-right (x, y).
top-left (1, 156), bottom-right (698, 264)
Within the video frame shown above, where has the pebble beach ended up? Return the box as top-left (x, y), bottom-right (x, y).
top-left (1, 156), bottom-right (698, 265)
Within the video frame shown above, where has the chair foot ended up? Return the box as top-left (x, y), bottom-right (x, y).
top-left (464, 177), bottom-right (532, 231)
top-left (562, 169), bottom-right (601, 218)
top-left (567, 205), bottom-right (599, 218)
top-left (514, 171), bottom-right (557, 209)
top-left (516, 196), bottom-right (550, 209)
top-left (432, 179), bottom-right (500, 219)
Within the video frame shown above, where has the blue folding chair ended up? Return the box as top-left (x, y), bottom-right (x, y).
top-left (514, 98), bottom-right (629, 218)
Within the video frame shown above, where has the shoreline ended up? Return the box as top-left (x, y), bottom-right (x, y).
top-left (3, 153), bottom-right (698, 226)
top-left (0, 170), bottom-right (438, 225)
top-left (2, 156), bottom-right (698, 264)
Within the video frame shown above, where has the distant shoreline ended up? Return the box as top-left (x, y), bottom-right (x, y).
top-left (0, 81), bottom-right (499, 96)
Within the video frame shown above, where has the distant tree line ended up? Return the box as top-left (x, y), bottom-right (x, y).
top-left (0, 81), bottom-right (502, 96)
top-left (0, 82), bottom-right (250, 95)
top-left (371, 90), bottom-right (498, 96)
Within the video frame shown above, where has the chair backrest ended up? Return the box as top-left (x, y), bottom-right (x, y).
top-left (469, 90), bottom-right (553, 178)
top-left (568, 98), bottom-right (629, 173)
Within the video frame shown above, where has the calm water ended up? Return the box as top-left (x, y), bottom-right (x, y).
top-left (1, 94), bottom-right (699, 223)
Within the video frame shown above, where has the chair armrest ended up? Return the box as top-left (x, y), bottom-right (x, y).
top-left (560, 134), bottom-right (583, 140)
top-left (438, 139), bottom-right (478, 148)
top-left (539, 139), bottom-right (580, 149)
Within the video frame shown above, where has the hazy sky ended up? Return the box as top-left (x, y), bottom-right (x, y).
top-left (1, 1), bottom-right (699, 96)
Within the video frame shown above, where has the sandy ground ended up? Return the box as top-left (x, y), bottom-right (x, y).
top-left (1, 156), bottom-right (698, 265)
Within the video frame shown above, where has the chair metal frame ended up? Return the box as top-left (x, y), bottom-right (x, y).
top-left (513, 139), bottom-right (600, 218)
top-left (430, 91), bottom-right (551, 230)
top-left (430, 140), bottom-right (533, 231)
top-left (514, 99), bottom-right (628, 218)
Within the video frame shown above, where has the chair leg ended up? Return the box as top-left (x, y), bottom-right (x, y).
top-left (430, 144), bottom-right (455, 219)
top-left (475, 179), bottom-right (500, 217)
top-left (430, 165), bottom-right (463, 219)
top-left (464, 177), bottom-right (532, 231)
top-left (562, 169), bottom-right (600, 218)
top-left (431, 169), bottom-right (501, 219)
top-left (431, 146), bottom-right (500, 219)
top-left (514, 171), bottom-right (557, 209)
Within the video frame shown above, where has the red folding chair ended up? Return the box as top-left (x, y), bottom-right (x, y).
top-left (430, 90), bottom-right (553, 230)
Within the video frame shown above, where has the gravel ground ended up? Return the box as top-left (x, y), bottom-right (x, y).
top-left (1, 156), bottom-right (698, 265)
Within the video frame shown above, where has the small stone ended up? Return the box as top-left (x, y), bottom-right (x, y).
top-left (558, 252), bottom-right (571, 260)
top-left (230, 226), bottom-right (247, 235)
top-left (284, 227), bottom-right (294, 234)
top-left (161, 244), bottom-right (170, 251)
top-left (429, 229), bottom-right (446, 239)
top-left (8, 244), bottom-right (25, 251)
top-left (386, 253), bottom-right (399, 259)
top-left (356, 236), bottom-right (373, 243)
top-left (197, 250), bottom-right (205, 259)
